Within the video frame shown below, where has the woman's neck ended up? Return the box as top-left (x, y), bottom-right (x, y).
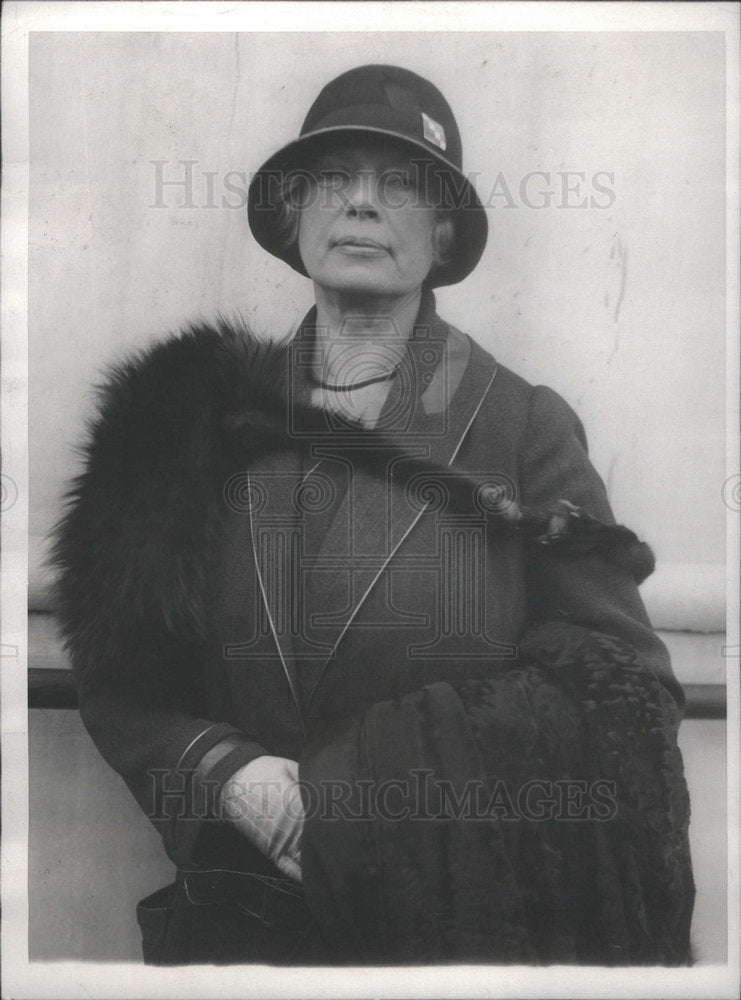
top-left (311, 286), bottom-right (422, 384)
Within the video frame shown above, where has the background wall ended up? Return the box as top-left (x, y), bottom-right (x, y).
top-left (30, 30), bottom-right (726, 619)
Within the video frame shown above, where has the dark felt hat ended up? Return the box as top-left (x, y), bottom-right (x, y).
top-left (247, 64), bottom-right (488, 287)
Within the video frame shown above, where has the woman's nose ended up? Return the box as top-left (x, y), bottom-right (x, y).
top-left (344, 170), bottom-right (380, 219)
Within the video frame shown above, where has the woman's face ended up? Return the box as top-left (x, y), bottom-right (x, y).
top-left (297, 136), bottom-right (439, 299)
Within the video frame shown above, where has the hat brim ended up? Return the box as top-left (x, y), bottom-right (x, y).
top-left (247, 126), bottom-right (488, 288)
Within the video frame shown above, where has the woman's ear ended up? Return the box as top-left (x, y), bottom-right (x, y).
top-left (431, 214), bottom-right (455, 267)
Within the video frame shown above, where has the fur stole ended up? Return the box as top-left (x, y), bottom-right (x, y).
top-left (50, 319), bottom-right (655, 683)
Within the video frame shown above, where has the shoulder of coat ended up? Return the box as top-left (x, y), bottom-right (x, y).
top-left (462, 334), bottom-right (535, 415)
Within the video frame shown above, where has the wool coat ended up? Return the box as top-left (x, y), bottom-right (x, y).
top-left (52, 292), bottom-right (685, 964)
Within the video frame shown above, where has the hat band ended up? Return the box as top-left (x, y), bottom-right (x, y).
top-left (302, 103), bottom-right (461, 168)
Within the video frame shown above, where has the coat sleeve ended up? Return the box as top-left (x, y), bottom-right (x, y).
top-left (518, 384), bottom-right (684, 709)
top-left (51, 331), bottom-right (269, 868)
top-left (74, 647), bottom-right (268, 868)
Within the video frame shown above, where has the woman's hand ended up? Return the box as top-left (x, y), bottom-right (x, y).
top-left (220, 755), bottom-right (304, 882)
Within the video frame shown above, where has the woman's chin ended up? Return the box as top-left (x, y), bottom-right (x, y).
top-left (312, 268), bottom-right (420, 301)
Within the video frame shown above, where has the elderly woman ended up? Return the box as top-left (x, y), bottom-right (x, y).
top-left (53, 65), bottom-right (693, 966)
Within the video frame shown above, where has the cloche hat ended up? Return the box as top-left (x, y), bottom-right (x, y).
top-left (247, 64), bottom-right (488, 287)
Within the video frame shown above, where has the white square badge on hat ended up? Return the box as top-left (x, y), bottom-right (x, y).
top-left (421, 111), bottom-right (446, 151)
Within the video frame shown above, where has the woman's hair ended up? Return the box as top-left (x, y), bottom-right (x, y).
top-left (271, 167), bottom-right (456, 273)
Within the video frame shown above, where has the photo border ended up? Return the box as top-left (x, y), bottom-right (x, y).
top-left (2, 2), bottom-right (739, 997)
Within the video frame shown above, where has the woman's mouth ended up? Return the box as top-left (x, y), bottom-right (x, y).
top-left (333, 238), bottom-right (388, 256)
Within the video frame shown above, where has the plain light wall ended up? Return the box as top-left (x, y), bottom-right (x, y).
top-left (30, 31), bottom-right (726, 592)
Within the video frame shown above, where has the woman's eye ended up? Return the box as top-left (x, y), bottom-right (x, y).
top-left (383, 170), bottom-right (413, 190)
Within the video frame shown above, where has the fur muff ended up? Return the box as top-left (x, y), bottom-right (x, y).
top-left (300, 622), bottom-right (694, 964)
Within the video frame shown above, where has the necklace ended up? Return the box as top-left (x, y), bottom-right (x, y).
top-left (313, 366), bottom-right (399, 392)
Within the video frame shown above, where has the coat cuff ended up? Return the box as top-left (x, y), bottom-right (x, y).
top-left (196, 735), bottom-right (269, 803)
top-left (163, 726), bottom-right (268, 867)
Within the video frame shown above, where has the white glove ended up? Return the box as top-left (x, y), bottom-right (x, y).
top-left (219, 755), bottom-right (304, 883)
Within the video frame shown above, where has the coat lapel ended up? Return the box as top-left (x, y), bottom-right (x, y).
top-left (234, 294), bottom-right (498, 721)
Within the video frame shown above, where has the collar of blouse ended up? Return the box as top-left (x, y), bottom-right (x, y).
top-left (290, 290), bottom-right (472, 429)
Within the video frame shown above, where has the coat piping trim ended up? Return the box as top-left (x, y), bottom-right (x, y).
top-left (173, 723), bottom-right (221, 774)
top-left (448, 365), bottom-right (498, 465)
top-left (247, 469), bottom-right (308, 741)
